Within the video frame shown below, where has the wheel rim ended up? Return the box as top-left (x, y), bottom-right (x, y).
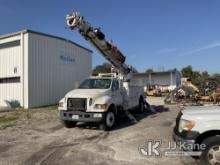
top-left (208, 145), bottom-right (220, 165)
top-left (106, 112), bottom-right (115, 127)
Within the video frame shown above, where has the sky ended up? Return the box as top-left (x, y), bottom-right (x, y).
top-left (1, 0), bottom-right (220, 73)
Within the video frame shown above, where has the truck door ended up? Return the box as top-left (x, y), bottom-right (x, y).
top-left (112, 79), bottom-right (122, 106)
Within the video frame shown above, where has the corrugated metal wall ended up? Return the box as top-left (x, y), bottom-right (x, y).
top-left (27, 33), bottom-right (92, 108)
top-left (0, 35), bottom-right (23, 107)
top-left (151, 73), bottom-right (172, 85)
top-left (132, 71), bottom-right (181, 87)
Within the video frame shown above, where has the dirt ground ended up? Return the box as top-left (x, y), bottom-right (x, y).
top-left (0, 97), bottom-right (198, 165)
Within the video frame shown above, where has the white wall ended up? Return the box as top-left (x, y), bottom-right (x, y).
top-left (151, 73), bottom-right (171, 85)
top-left (0, 35), bottom-right (21, 78)
top-left (0, 35), bottom-right (23, 107)
top-left (132, 70), bottom-right (182, 87)
top-left (23, 33), bottom-right (29, 108)
top-left (27, 33), bottom-right (92, 108)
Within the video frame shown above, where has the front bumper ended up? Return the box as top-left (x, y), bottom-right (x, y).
top-left (173, 127), bottom-right (200, 150)
top-left (59, 110), bottom-right (105, 122)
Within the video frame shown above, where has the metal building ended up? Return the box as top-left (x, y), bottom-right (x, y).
top-left (0, 29), bottom-right (92, 108)
top-left (132, 69), bottom-right (181, 91)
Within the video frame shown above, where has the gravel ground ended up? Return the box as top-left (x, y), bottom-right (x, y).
top-left (0, 97), bottom-right (198, 165)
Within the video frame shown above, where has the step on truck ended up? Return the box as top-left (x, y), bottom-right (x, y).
top-left (58, 12), bottom-right (146, 130)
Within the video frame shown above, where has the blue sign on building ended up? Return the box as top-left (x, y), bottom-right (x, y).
top-left (59, 55), bottom-right (75, 63)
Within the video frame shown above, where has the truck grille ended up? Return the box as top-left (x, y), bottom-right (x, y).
top-left (67, 98), bottom-right (87, 111)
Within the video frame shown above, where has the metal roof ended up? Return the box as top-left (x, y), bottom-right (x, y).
top-left (0, 29), bottom-right (93, 53)
top-left (133, 69), bottom-right (180, 77)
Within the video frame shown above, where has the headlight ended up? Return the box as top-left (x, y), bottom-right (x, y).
top-left (94, 104), bottom-right (107, 110)
top-left (178, 119), bottom-right (195, 133)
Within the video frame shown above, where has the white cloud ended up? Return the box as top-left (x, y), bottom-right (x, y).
top-left (179, 42), bottom-right (220, 57)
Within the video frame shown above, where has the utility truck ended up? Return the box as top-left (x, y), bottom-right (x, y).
top-left (58, 12), bottom-right (146, 130)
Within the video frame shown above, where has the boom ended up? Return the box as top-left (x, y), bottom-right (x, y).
top-left (66, 12), bottom-right (131, 76)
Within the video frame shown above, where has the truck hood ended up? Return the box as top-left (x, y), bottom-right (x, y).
top-left (65, 88), bottom-right (110, 99)
top-left (182, 106), bottom-right (220, 116)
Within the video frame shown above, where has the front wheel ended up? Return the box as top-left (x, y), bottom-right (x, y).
top-left (99, 109), bottom-right (116, 131)
top-left (61, 120), bottom-right (77, 128)
top-left (200, 136), bottom-right (220, 165)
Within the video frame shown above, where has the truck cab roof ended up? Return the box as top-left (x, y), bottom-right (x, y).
top-left (90, 73), bottom-right (118, 79)
top-left (89, 76), bottom-right (113, 80)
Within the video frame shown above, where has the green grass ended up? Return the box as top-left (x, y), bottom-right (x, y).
top-left (0, 105), bottom-right (58, 129)
top-left (0, 116), bottom-right (18, 129)
top-left (0, 123), bottom-right (16, 129)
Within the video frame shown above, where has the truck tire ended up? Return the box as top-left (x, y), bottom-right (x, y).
top-left (99, 108), bottom-right (116, 131)
top-left (138, 97), bottom-right (145, 113)
top-left (200, 136), bottom-right (220, 165)
top-left (61, 120), bottom-right (77, 128)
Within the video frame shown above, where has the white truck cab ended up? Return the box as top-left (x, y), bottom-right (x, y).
top-left (58, 74), bottom-right (145, 130)
top-left (173, 106), bottom-right (220, 164)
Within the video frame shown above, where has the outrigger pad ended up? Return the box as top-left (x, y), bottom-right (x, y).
top-left (124, 110), bottom-right (137, 123)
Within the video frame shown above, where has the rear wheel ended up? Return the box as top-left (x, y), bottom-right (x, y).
top-left (61, 120), bottom-right (77, 128)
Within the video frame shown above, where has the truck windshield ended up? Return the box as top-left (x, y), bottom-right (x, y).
top-left (78, 79), bottom-right (112, 89)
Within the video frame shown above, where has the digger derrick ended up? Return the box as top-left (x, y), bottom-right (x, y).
top-left (66, 12), bottom-right (130, 75)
